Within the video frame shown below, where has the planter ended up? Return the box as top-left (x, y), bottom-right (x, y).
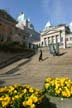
top-left (46, 95), bottom-right (72, 108)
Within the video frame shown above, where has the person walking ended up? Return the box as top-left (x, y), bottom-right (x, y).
top-left (39, 49), bottom-right (43, 61)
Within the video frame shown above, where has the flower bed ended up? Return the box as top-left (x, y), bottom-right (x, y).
top-left (44, 77), bottom-right (72, 98)
top-left (1, 77), bottom-right (72, 108)
top-left (0, 84), bottom-right (44, 108)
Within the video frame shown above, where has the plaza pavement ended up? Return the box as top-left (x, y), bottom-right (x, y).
top-left (0, 47), bottom-right (72, 108)
top-left (0, 47), bottom-right (72, 89)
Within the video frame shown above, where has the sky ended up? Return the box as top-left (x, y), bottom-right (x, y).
top-left (0, 0), bottom-right (72, 32)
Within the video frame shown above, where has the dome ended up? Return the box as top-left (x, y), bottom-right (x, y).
top-left (45, 21), bottom-right (51, 29)
top-left (69, 22), bottom-right (72, 32)
top-left (17, 12), bottom-right (25, 22)
top-left (28, 18), bottom-right (30, 22)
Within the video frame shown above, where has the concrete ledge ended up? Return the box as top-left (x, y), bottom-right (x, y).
top-left (0, 51), bottom-right (34, 69)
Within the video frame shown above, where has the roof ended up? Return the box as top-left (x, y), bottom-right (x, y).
top-left (0, 9), bottom-right (16, 23)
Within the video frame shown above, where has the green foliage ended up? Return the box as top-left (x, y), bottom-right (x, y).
top-left (12, 98), bottom-right (23, 108)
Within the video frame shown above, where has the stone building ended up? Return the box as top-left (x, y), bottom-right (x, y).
top-left (0, 9), bottom-right (29, 45)
top-left (66, 34), bottom-right (72, 47)
top-left (40, 22), bottom-right (72, 48)
top-left (16, 12), bottom-right (40, 47)
top-left (0, 10), bottom-right (40, 48)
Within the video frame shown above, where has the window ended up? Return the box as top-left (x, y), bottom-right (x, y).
top-left (42, 41), bottom-right (43, 45)
top-left (56, 35), bottom-right (58, 37)
top-left (61, 37), bottom-right (63, 42)
top-left (66, 38), bottom-right (68, 41)
top-left (44, 38), bottom-right (47, 46)
top-left (48, 37), bottom-right (50, 43)
top-left (70, 37), bottom-right (72, 40)
top-left (52, 36), bottom-right (56, 43)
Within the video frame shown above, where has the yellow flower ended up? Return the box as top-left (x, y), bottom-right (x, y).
top-left (23, 101), bottom-right (27, 107)
top-left (55, 84), bottom-right (60, 89)
top-left (24, 85), bottom-right (30, 89)
top-left (2, 101), bottom-right (8, 107)
top-left (13, 83), bottom-right (21, 88)
top-left (8, 86), bottom-right (14, 92)
top-left (13, 90), bottom-right (17, 94)
top-left (62, 88), bottom-right (71, 97)
top-left (34, 91), bottom-right (38, 95)
top-left (45, 78), bottom-right (52, 83)
top-left (32, 95), bottom-right (38, 103)
top-left (51, 80), bottom-right (55, 86)
top-left (71, 87), bottom-right (72, 95)
top-left (31, 104), bottom-right (36, 108)
top-left (14, 95), bottom-right (19, 99)
top-left (62, 91), bottom-right (68, 97)
top-left (26, 98), bottom-right (33, 106)
top-left (0, 97), bottom-right (3, 101)
top-left (55, 89), bottom-right (61, 95)
top-left (45, 83), bottom-right (49, 89)
top-left (22, 89), bottom-right (27, 94)
top-left (0, 88), bottom-right (6, 93)
top-left (2, 95), bottom-right (11, 107)
top-left (29, 87), bottom-right (34, 93)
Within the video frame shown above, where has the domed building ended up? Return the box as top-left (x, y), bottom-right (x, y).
top-left (16, 11), bottom-right (35, 30)
top-left (0, 9), bottom-right (29, 45)
top-left (40, 21), bottom-right (72, 48)
top-left (45, 21), bottom-right (51, 29)
top-left (0, 10), bottom-right (40, 48)
top-left (16, 11), bottom-right (40, 47)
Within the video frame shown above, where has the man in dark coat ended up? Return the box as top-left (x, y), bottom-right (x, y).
top-left (39, 49), bottom-right (43, 61)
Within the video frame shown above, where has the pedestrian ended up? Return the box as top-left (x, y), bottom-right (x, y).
top-left (39, 49), bottom-right (43, 61)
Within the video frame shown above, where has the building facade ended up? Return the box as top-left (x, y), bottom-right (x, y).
top-left (66, 34), bottom-right (72, 47)
top-left (40, 24), bottom-right (71, 48)
top-left (0, 10), bottom-right (40, 49)
top-left (16, 12), bottom-right (40, 47)
top-left (0, 10), bottom-right (29, 45)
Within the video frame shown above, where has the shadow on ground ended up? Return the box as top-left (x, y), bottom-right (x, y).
top-left (58, 52), bottom-right (67, 56)
top-left (0, 51), bottom-right (34, 69)
top-left (42, 57), bottom-right (48, 61)
top-left (0, 59), bottom-right (31, 77)
top-left (37, 96), bottom-right (57, 108)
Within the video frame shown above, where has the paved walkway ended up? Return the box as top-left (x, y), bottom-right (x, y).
top-left (0, 47), bottom-right (72, 89)
top-left (0, 47), bottom-right (72, 108)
